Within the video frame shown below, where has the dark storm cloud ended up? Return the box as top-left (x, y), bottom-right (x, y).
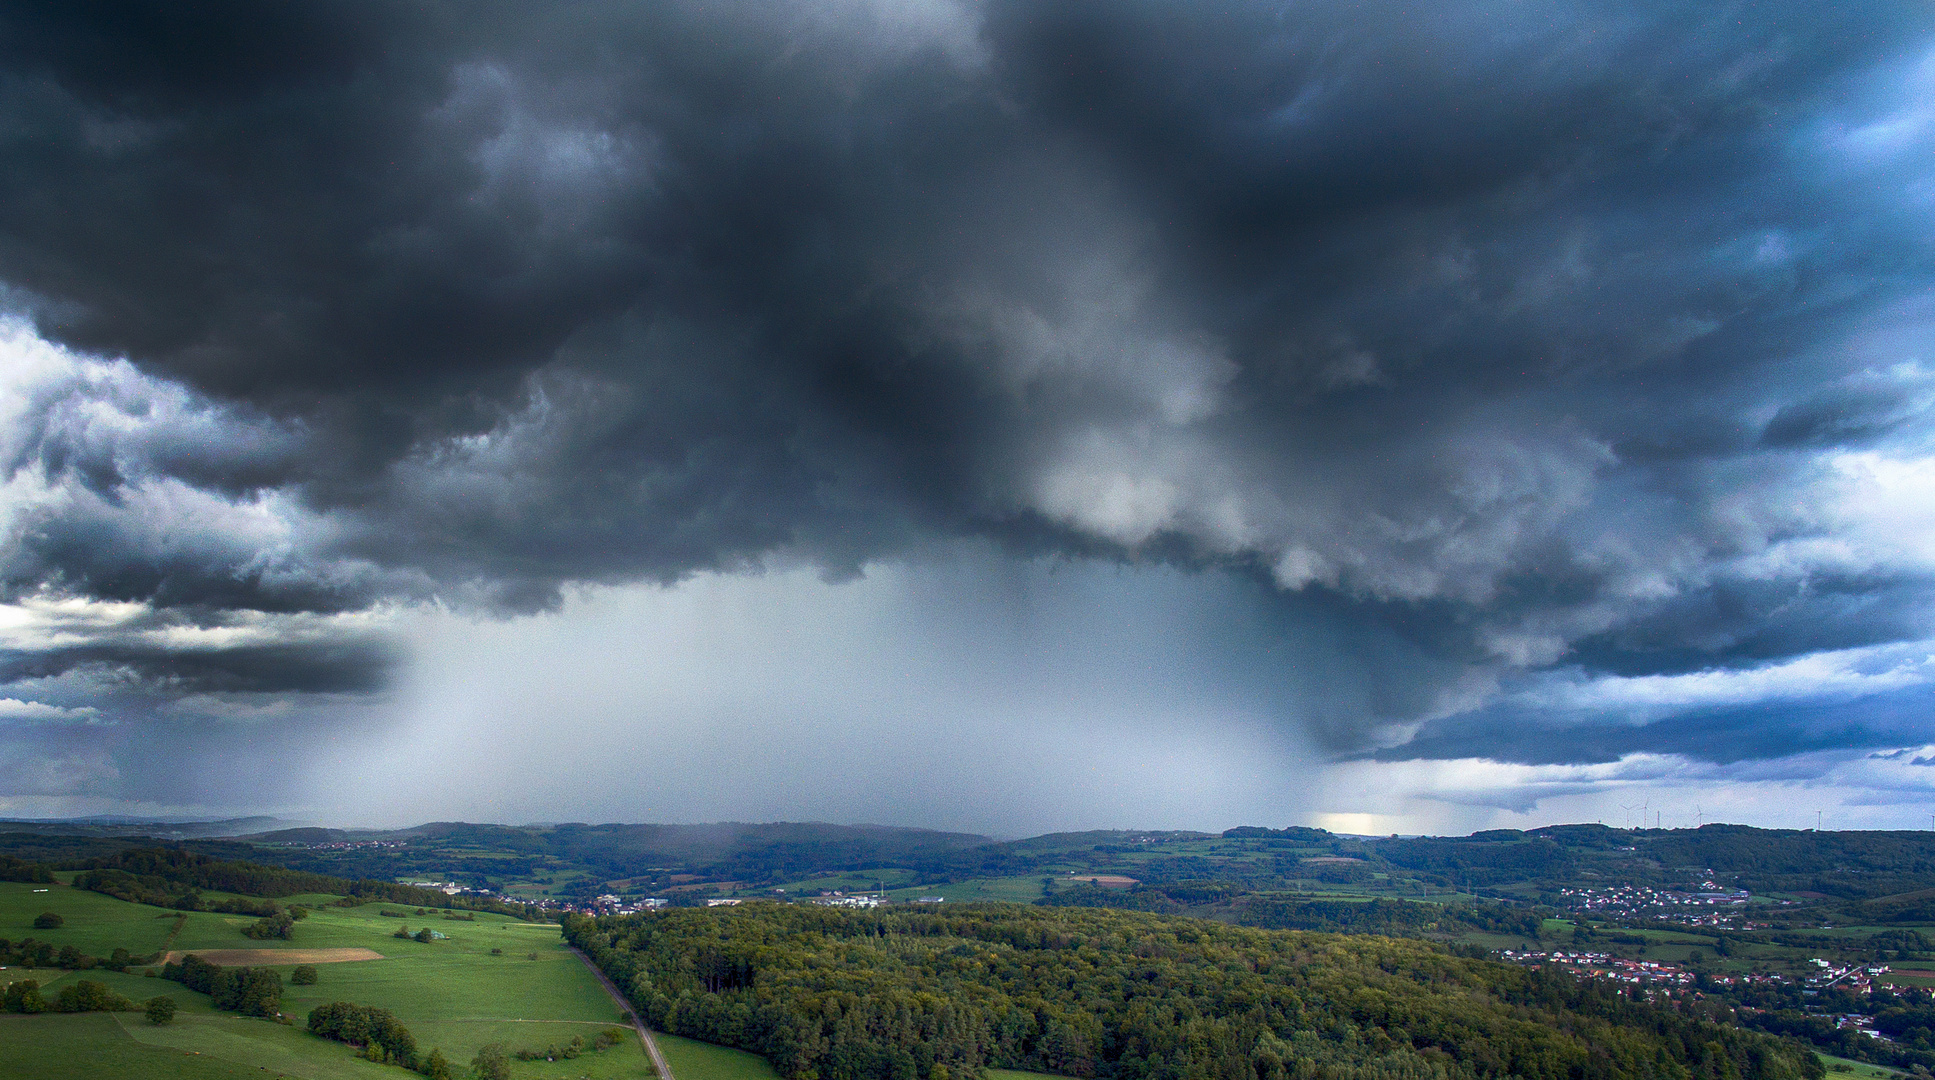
top-left (0, 637), bottom-right (396, 696)
top-left (1, 0), bottom-right (1932, 758)
top-left (1378, 682), bottom-right (1935, 768)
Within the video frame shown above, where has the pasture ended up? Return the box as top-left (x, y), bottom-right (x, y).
top-left (1817, 1053), bottom-right (1908, 1079)
top-left (1, 882), bottom-right (656, 1078)
top-left (656, 1032), bottom-right (782, 1080)
top-left (0, 1011), bottom-right (271, 1080)
top-left (0, 879), bottom-right (183, 956)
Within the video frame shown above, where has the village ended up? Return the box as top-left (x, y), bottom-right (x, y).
top-left (1556, 883), bottom-right (1758, 918)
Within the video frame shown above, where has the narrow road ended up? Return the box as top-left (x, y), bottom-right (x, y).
top-left (571, 945), bottom-right (675, 1080)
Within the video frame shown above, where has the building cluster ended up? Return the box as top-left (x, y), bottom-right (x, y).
top-left (1805, 960), bottom-right (1896, 995)
top-left (1649, 911), bottom-right (1775, 929)
top-left (1831, 1014), bottom-right (1888, 1041)
top-left (402, 880), bottom-right (468, 896)
top-left (1501, 949), bottom-right (1699, 988)
top-left (1558, 884), bottom-right (1751, 916)
top-left (587, 894), bottom-right (668, 915)
top-left (817, 895), bottom-right (882, 908)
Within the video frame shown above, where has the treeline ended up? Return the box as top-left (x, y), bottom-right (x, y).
top-left (309, 1001), bottom-right (433, 1071)
top-left (2, 976), bottom-right (136, 1013)
top-left (74, 866), bottom-right (309, 912)
top-left (1238, 897), bottom-right (1444, 935)
top-left (1043, 885), bottom-right (1548, 940)
top-left (162, 953), bottom-right (284, 1017)
top-left (243, 908), bottom-right (302, 939)
top-left (0, 935), bottom-right (151, 971)
top-left (0, 854), bottom-right (53, 882)
top-left (63, 846), bottom-right (551, 920)
top-left (84, 847), bottom-right (344, 897)
top-left (1039, 881), bottom-right (1244, 915)
top-left (567, 903), bottom-right (1823, 1080)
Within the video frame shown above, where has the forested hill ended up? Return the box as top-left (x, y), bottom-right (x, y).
top-left (0, 836), bottom-right (550, 918)
top-left (565, 903), bottom-right (1822, 1080)
top-left (240, 820), bottom-right (998, 885)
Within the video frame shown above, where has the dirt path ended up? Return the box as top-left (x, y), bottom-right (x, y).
top-left (570, 945), bottom-right (675, 1080)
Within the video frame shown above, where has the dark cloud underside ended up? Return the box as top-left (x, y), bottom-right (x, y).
top-left (0, 0), bottom-right (1929, 773)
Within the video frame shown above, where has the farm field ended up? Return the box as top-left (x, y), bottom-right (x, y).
top-left (1818, 1054), bottom-right (1908, 1079)
top-left (767, 868), bottom-right (923, 895)
top-left (1, 883), bottom-right (652, 1079)
top-left (0, 879), bottom-right (184, 956)
top-left (0, 1012), bottom-right (271, 1080)
top-left (656, 1032), bottom-right (782, 1080)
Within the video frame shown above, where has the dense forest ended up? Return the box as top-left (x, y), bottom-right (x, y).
top-left (566, 904), bottom-right (1821, 1080)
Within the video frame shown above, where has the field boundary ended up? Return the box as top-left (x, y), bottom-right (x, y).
top-left (161, 947), bottom-right (385, 965)
top-left (570, 945), bottom-right (675, 1080)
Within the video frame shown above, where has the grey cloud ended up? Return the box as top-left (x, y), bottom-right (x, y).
top-left (1377, 680), bottom-right (1935, 768)
top-left (0, 0), bottom-right (1930, 763)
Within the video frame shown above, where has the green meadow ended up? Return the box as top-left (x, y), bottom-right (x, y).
top-left (0, 879), bottom-right (184, 956)
top-left (655, 1032), bottom-right (783, 1080)
top-left (1817, 1054), bottom-right (1908, 1080)
top-left (1, 881), bottom-right (657, 1079)
top-left (0, 1011), bottom-right (273, 1080)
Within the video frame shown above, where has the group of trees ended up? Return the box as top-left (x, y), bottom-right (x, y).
top-left (309, 1002), bottom-right (418, 1064)
top-left (0, 935), bottom-right (147, 972)
top-left (511, 1029), bottom-right (630, 1061)
top-left (242, 907), bottom-right (304, 939)
top-left (52, 844), bottom-right (549, 922)
top-left (1042, 886), bottom-right (1549, 943)
top-left (0, 854), bottom-right (54, 882)
top-left (51, 979), bottom-right (134, 1013)
top-left (306, 1001), bottom-right (456, 1078)
top-left (3, 978), bottom-right (46, 1012)
top-left (161, 954), bottom-right (283, 1018)
top-left (568, 904), bottom-right (1824, 1080)
top-left (2, 976), bottom-right (140, 1014)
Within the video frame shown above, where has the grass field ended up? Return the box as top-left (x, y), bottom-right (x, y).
top-left (1818, 1053), bottom-right (1908, 1079)
top-left (656, 1032), bottom-right (782, 1080)
top-left (1, 883), bottom-right (653, 1079)
top-left (0, 1012), bottom-right (275, 1080)
top-left (0, 880), bottom-right (184, 956)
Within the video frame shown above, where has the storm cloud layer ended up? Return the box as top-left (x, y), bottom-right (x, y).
top-left (2, 0), bottom-right (1934, 826)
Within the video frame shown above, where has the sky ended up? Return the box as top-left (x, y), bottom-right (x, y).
top-left (2, 1), bottom-right (1934, 836)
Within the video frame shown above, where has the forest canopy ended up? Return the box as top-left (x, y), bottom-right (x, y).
top-left (566, 903), bottom-right (1822, 1080)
